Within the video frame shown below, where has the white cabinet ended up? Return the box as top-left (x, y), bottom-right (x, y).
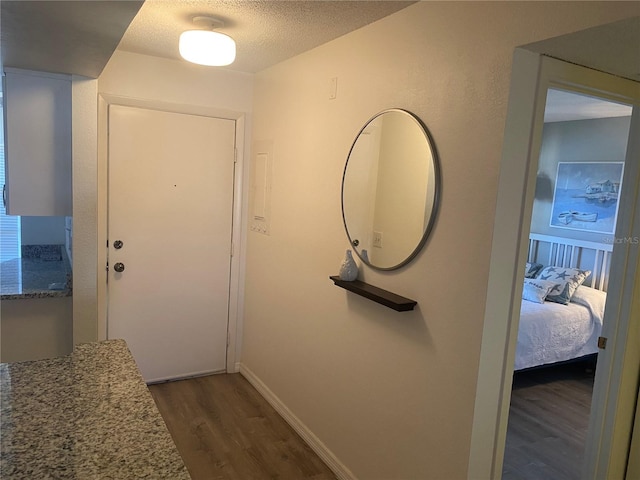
top-left (3, 69), bottom-right (72, 216)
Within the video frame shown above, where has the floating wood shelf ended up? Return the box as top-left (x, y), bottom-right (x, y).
top-left (329, 276), bottom-right (417, 312)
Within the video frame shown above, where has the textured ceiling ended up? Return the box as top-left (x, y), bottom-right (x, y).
top-left (0, 0), bottom-right (414, 77)
top-left (0, 0), bottom-right (636, 110)
top-left (117, 0), bottom-right (416, 73)
top-left (1, 1), bottom-right (143, 78)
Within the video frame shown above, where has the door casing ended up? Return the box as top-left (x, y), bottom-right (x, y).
top-left (468, 51), bottom-right (640, 479)
top-left (97, 94), bottom-right (248, 373)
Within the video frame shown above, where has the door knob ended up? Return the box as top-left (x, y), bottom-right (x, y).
top-left (113, 262), bottom-right (125, 273)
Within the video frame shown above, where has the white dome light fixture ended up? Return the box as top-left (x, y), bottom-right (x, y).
top-left (179, 16), bottom-right (236, 67)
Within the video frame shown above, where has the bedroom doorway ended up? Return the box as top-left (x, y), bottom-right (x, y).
top-left (502, 89), bottom-right (633, 479)
top-left (469, 51), bottom-right (640, 480)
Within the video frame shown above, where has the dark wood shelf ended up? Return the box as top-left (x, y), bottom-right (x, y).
top-left (329, 276), bottom-right (417, 312)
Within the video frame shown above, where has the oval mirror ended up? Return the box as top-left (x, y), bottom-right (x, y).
top-left (341, 109), bottom-right (440, 270)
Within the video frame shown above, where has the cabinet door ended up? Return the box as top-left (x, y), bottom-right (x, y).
top-left (3, 70), bottom-right (72, 216)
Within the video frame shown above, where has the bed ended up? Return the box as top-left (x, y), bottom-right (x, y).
top-left (514, 233), bottom-right (612, 371)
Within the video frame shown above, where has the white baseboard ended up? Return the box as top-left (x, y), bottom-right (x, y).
top-left (239, 363), bottom-right (357, 480)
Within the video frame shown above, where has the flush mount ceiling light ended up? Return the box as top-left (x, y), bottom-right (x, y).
top-left (179, 16), bottom-right (236, 67)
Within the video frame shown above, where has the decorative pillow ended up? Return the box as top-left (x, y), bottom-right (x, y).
top-left (525, 262), bottom-right (544, 278)
top-left (536, 266), bottom-right (591, 305)
top-left (522, 278), bottom-right (557, 304)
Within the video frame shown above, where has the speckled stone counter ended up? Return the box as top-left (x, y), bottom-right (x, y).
top-left (0, 339), bottom-right (190, 479)
top-left (0, 245), bottom-right (72, 300)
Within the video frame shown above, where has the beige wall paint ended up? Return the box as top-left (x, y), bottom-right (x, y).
top-left (1, 297), bottom-right (73, 362)
top-left (98, 51), bottom-right (254, 114)
top-left (243, 2), bottom-right (638, 478)
top-left (72, 76), bottom-right (99, 345)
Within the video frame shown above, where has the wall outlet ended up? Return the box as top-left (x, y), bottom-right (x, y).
top-left (373, 231), bottom-right (383, 248)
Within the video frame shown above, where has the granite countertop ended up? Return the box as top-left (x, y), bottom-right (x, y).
top-left (0, 245), bottom-right (72, 300)
top-left (0, 339), bottom-right (190, 479)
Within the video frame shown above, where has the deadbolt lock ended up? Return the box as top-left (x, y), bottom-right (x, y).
top-left (113, 240), bottom-right (124, 249)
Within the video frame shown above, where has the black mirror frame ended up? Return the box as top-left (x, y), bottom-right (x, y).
top-left (341, 108), bottom-right (441, 271)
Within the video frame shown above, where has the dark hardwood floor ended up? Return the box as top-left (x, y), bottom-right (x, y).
top-left (503, 359), bottom-right (596, 480)
top-left (148, 373), bottom-right (337, 480)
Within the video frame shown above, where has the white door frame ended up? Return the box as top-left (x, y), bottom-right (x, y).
top-left (468, 50), bottom-right (640, 479)
top-left (97, 94), bottom-right (247, 373)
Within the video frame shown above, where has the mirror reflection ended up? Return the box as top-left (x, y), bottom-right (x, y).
top-left (341, 109), bottom-right (439, 270)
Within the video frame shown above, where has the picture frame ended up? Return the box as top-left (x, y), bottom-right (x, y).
top-left (550, 161), bottom-right (624, 234)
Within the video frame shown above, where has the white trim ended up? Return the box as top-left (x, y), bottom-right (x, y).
top-left (239, 363), bottom-right (358, 480)
top-left (527, 233), bottom-right (613, 291)
top-left (225, 115), bottom-right (246, 373)
top-left (468, 48), bottom-right (544, 479)
top-left (528, 232), bottom-right (614, 254)
top-left (585, 106), bottom-right (640, 480)
top-left (146, 367), bottom-right (227, 385)
top-left (96, 93), bottom-right (247, 374)
top-left (3, 67), bottom-right (70, 81)
top-left (98, 93), bottom-right (245, 121)
top-left (469, 51), bottom-right (640, 480)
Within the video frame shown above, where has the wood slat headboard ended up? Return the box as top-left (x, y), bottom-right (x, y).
top-left (528, 233), bottom-right (613, 291)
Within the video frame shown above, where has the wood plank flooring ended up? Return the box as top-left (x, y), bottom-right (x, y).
top-left (148, 373), bottom-right (337, 480)
top-left (502, 359), bottom-right (596, 480)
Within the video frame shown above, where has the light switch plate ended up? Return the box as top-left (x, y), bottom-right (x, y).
top-left (373, 231), bottom-right (383, 248)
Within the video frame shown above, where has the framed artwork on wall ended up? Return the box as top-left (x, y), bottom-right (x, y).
top-left (550, 161), bottom-right (624, 234)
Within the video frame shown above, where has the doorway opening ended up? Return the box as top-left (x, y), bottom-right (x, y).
top-left (502, 89), bottom-right (632, 479)
top-left (468, 50), bottom-right (640, 480)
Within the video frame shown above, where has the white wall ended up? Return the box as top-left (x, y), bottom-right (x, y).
top-left (21, 216), bottom-right (66, 245)
top-left (242, 3), bottom-right (638, 479)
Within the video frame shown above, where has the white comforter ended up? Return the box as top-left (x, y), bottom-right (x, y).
top-left (515, 286), bottom-right (607, 370)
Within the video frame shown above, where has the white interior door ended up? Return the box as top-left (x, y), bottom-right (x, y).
top-left (107, 104), bottom-right (236, 383)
